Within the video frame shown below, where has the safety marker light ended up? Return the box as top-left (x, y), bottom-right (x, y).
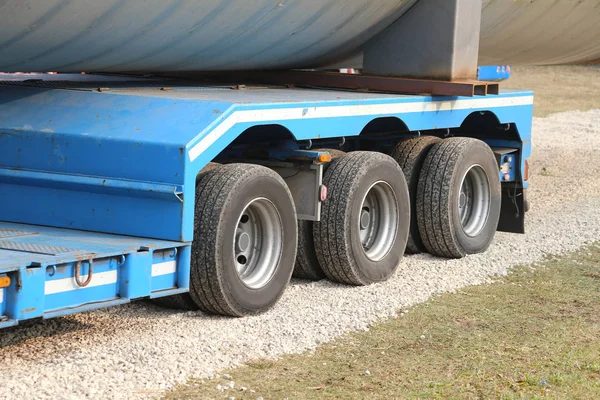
top-left (319, 185), bottom-right (328, 202)
top-left (318, 153), bottom-right (332, 163)
top-left (0, 276), bottom-right (10, 289)
top-left (524, 159), bottom-right (530, 181)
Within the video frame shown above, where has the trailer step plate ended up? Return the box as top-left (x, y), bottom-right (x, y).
top-left (0, 228), bottom-right (37, 239)
top-left (0, 240), bottom-right (79, 255)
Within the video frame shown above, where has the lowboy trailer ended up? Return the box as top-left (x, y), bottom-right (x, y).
top-left (0, 0), bottom-right (549, 329)
top-left (0, 73), bottom-right (532, 327)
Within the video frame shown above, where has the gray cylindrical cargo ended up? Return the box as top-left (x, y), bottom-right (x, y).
top-left (0, 0), bottom-right (598, 73)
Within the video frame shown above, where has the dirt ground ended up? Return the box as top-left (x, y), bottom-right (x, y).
top-left (504, 65), bottom-right (600, 117)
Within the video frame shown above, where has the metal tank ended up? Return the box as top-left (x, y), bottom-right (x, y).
top-left (0, 0), bottom-right (598, 73)
top-left (0, 0), bottom-right (418, 72)
top-left (479, 0), bottom-right (600, 65)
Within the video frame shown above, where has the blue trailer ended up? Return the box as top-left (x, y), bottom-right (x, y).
top-left (0, 72), bottom-right (532, 328)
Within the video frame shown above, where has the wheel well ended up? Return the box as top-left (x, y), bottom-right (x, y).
top-left (360, 117), bottom-right (409, 137)
top-left (230, 124), bottom-right (296, 146)
top-left (215, 124), bottom-right (297, 160)
top-left (355, 117), bottom-right (410, 152)
top-left (459, 111), bottom-right (520, 140)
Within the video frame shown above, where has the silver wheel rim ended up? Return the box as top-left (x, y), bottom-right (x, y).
top-left (458, 165), bottom-right (491, 237)
top-left (358, 181), bottom-right (398, 262)
top-left (233, 197), bottom-right (283, 289)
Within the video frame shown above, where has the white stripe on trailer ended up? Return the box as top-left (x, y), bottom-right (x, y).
top-left (45, 270), bottom-right (118, 295)
top-left (42, 260), bottom-right (176, 296)
top-left (152, 260), bottom-right (177, 277)
top-left (189, 95), bottom-right (534, 161)
top-left (0, 288), bottom-right (3, 304)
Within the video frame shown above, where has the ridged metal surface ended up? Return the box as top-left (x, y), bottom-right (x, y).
top-left (0, 0), bottom-right (598, 73)
top-left (0, 0), bottom-right (416, 72)
top-left (479, 0), bottom-right (600, 65)
top-left (0, 229), bottom-right (36, 239)
top-left (0, 240), bottom-right (77, 255)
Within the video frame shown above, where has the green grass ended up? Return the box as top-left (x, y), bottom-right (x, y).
top-left (166, 244), bottom-right (600, 400)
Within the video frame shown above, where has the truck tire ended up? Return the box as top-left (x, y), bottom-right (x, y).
top-left (416, 137), bottom-right (501, 258)
top-left (293, 148), bottom-right (345, 281)
top-left (189, 163), bottom-right (297, 316)
top-left (389, 136), bottom-right (441, 254)
top-left (152, 162), bottom-right (221, 311)
top-left (313, 151), bottom-right (410, 285)
top-left (293, 220), bottom-right (324, 280)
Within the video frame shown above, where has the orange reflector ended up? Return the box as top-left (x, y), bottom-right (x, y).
top-left (524, 159), bottom-right (530, 181)
top-left (0, 276), bottom-right (10, 289)
top-left (318, 153), bottom-right (332, 163)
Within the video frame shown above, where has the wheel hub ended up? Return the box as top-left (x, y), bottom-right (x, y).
top-left (233, 198), bottom-right (283, 289)
top-left (360, 209), bottom-right (371, 229)
top-left (358, 181), bottom-right (398, 262)
top-left (459, 192), bottom-right (467, 208)
top-left (235, 231), bottom-right (251, 252)
top-left (458, 165), bottom-right (491, 237)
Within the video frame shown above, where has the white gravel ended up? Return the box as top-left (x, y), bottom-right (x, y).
top-left (1, 109), bottom-right (600, 400)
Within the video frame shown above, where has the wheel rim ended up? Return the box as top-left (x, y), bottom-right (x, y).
top-left (358, 181), bottom-right (398, 262)
top-left (458, 165), bottom-right (491, 237)
top-left (233, 197), bottom-right (283, 289)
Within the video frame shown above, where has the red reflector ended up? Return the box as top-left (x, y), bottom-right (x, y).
top-left (319, 185), bottom-right (328, 202)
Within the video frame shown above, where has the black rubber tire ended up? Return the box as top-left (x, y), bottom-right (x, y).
top-left (293, 148), bottom-right (345, 281)
top-left (313, 151), bottom-right (410, 285)
top-left (416, 137), bottom-right (501, 258)
top-left (390, 136), bottom-right (441, 254)
top-left (293, 220), bottom-right (324, 280)
top-left (152, 162), bottom-right (221, 311)
top-left (188, 163), bottom-right (298, 317)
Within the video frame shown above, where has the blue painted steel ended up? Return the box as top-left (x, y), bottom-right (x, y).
top-left (151, 250), bottom-right (178, 292)
top-left (0, 221), bottom-right (188, 328)
top-left (478, 65), bottom-right (512, 81)
top-left (0, 78), bottom-right (533, 244)
top-left (45, 268), bottom-right (119, 312)
top-left (0, 76), bottom-right (534, 328)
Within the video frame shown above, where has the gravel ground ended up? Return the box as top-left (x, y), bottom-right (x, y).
top-left (1, 110), bottom-right (600, 400)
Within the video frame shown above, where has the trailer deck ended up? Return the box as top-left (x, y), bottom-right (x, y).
top-left (0, 74), bottom-right (534, 326)
top-left (0, 221), bottom-right (188, 329)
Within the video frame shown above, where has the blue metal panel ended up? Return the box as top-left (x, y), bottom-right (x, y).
top-left (150, 249), bottom-right (179, 292)
top-left (45, 259), bottom-right (120, 311)
top-left (0, 84), bottom-right (232, 241)
top-left (0, 85), bottom-right (228, 181)
top-left (120, 251), bottom-right (152, 300)
top-left (5, 266), bottom-right (45, 321)
top-left (0, 222), bottom-right (188, 327)
top-left (478, 65), bottom-right (512, 81)
top-left (0, 80), bottom-right (533, 243)
top-left (152, 274), bottom-right (178, 292)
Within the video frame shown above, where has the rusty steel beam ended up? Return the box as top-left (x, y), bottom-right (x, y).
top-left (191, 70), bottom-right (499, 97)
